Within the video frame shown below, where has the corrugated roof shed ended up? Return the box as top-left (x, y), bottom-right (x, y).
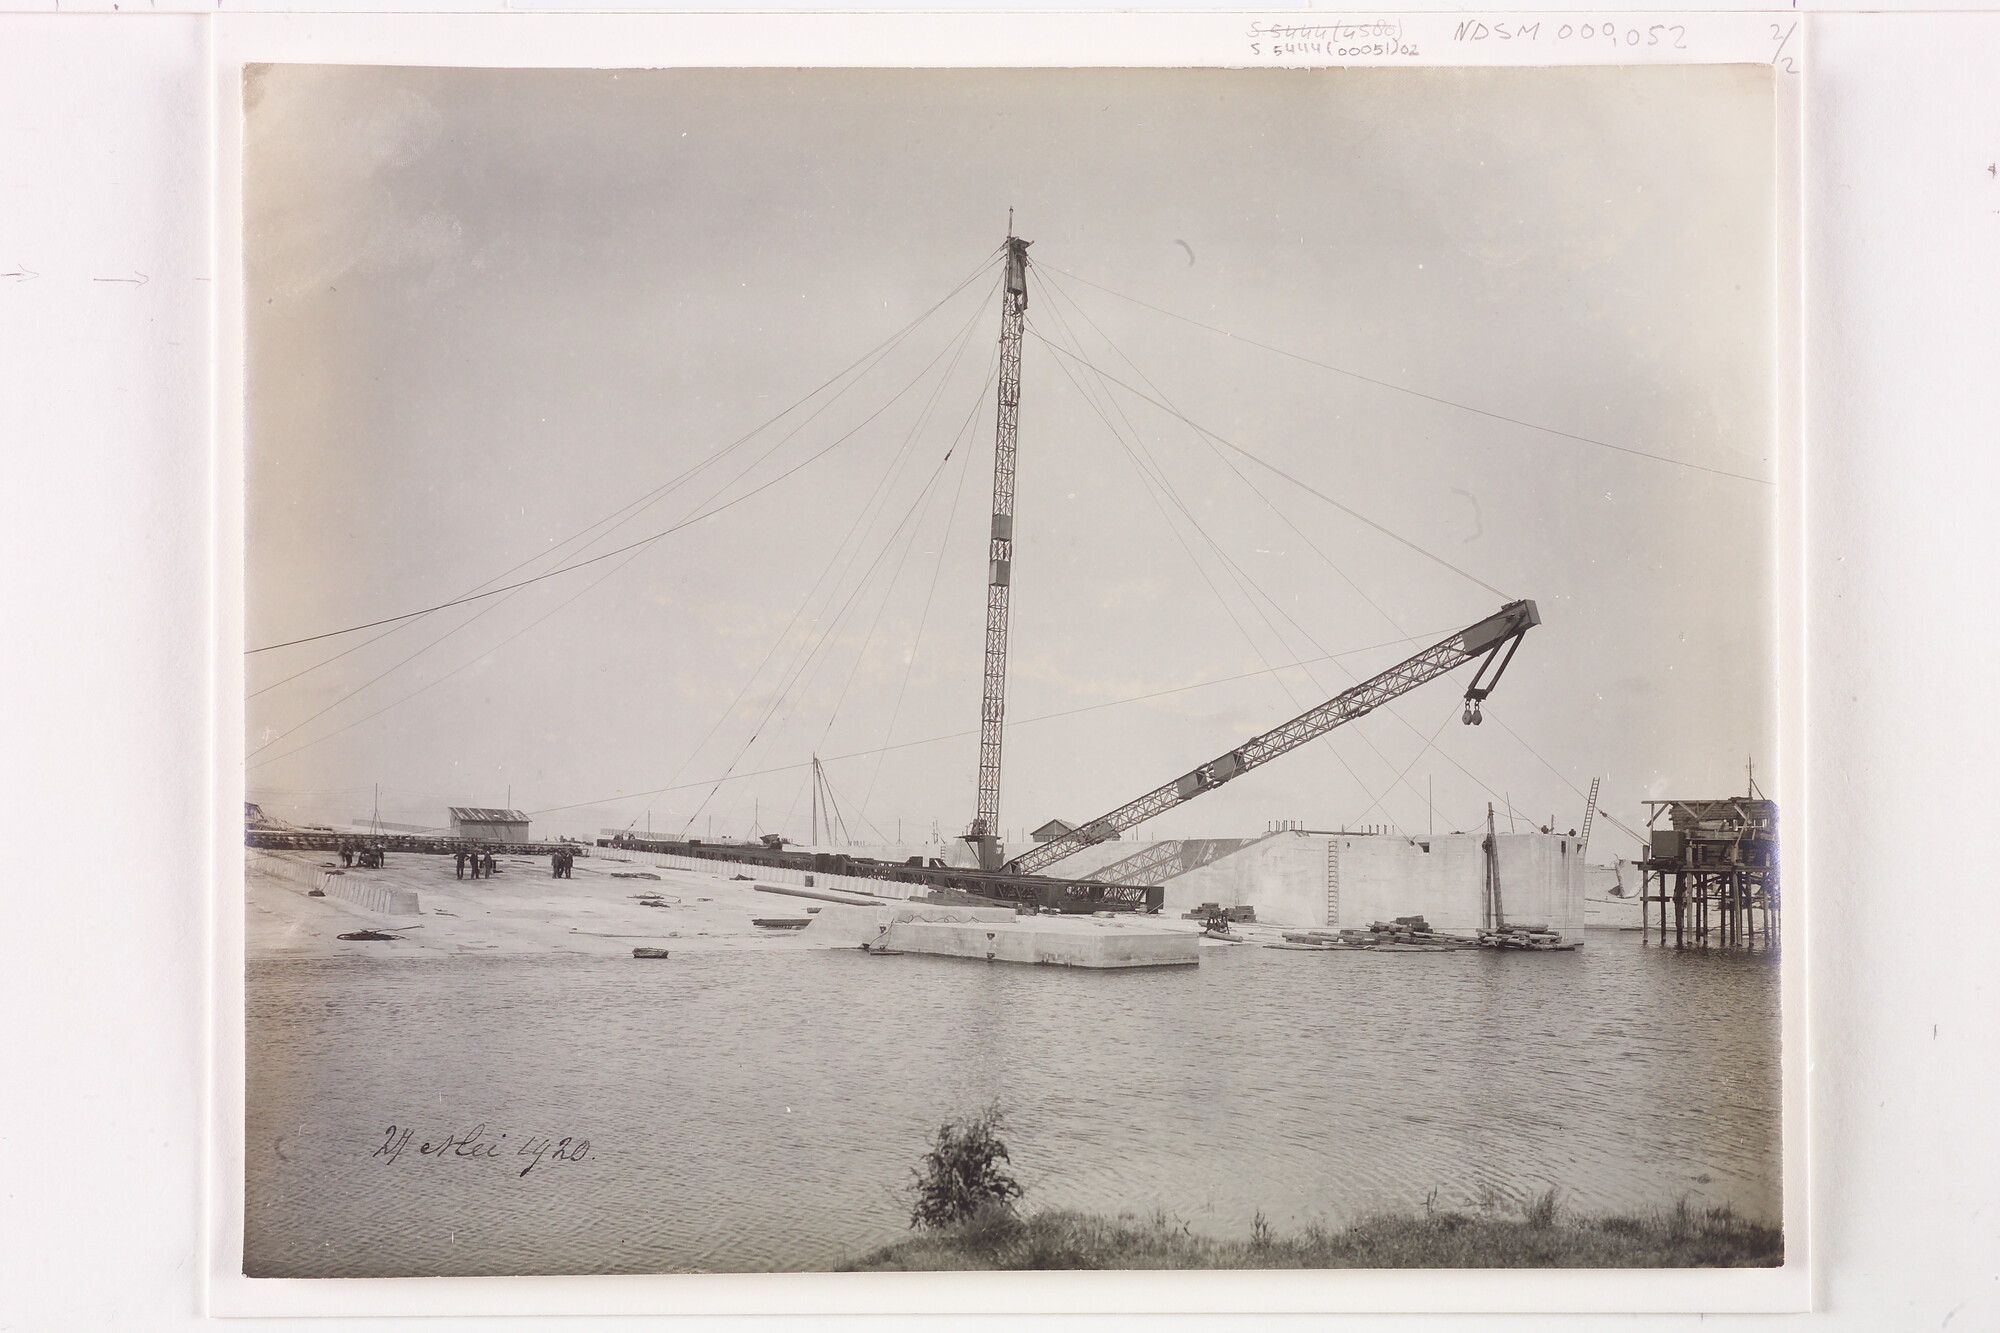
top-left (1665, 800), bottom-right (1777, 833)
top-left (449, 807), bottom-right (529, 824)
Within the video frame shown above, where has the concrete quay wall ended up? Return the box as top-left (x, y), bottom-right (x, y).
top-left (1021, 831), bottom-right (1586, 933)
top-left (1332, 832), bottom-right (1584, 933)
top-left (1026, 834), bottom-right (1327, 925)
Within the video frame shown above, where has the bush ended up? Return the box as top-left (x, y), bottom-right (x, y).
top-left (909, 1103), bottom-right (1025, 1230)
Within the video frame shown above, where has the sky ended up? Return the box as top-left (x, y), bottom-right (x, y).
top-left (243, 64), bottom-right (1778, 856)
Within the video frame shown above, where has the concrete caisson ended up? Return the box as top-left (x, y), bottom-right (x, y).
top-left (1041, 831), bottom-right (1585, 932)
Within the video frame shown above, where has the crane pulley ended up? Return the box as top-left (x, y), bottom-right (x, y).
top-left (1006, 599), bottom-right (1541, 877)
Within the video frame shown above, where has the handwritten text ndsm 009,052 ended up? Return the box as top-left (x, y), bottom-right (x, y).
top-left (372, 1124), bottom-right (591, 1178)
top-left (1450, 20), bottom-right (1689, 49)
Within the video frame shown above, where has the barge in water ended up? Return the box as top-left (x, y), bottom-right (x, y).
top-left (596, 834), bottom-right (1165, 915)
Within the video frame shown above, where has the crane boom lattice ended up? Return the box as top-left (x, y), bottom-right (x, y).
top-left (1007, 599), bottom-right (1541, 876)
top-left (968, 234), bottom-right (1031, 868)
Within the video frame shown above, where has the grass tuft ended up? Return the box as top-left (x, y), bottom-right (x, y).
top-left (841, 1199), bottom-right (1782, 1271)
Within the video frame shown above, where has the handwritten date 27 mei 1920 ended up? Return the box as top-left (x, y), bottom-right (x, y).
top-left (373, 1124), bottom-right (590, 1178)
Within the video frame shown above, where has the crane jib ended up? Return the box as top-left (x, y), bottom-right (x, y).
top-left (1460, 599), bottom-right (1541, 657)
top-left (1005, 599), bottom-right (1540, 876)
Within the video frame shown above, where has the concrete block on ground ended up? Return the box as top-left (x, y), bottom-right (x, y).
top-left (322, 876), bottom-right (421, 916)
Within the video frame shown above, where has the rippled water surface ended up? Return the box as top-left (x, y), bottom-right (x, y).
top-left (245, 931), bottom-right (1781, 1275)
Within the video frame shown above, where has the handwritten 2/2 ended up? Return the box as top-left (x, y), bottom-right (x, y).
top-left (373, 1124), bottom-right (592, 1177)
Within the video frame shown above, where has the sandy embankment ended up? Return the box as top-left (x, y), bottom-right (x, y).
top-left (245, 847), bottom-right (840, 959)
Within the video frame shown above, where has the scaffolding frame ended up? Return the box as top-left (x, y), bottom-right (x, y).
top-left (1640, 798), bottom-right (1780, 949)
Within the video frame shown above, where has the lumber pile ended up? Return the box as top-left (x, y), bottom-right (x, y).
top-left (1476, 923), bottom-right (1576, 950)
top-left (1279, 916), bottom-right (1477, 950)
top-left (1275, 916), bottom-right (1579, 953)
top-left (1181, 901), bottom-right (1259, 923)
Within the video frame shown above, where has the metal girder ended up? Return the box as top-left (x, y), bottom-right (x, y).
top-left (1091, 838), bottom-right (1191, 887)
top-left (1007, 600), bottom-right (1539, 876)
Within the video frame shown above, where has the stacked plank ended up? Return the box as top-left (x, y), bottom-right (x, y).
top-left (1277, 916), bottom-right (1477, 951)
top-left (1475, 923), bottom-right (1577, 951)
top-left (1182, 902), bottom-right (1260, 923)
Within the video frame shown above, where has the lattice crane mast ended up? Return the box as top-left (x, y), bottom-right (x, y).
top-left (1007, 599), bottom-right (1542, 876)
top-left (965, 231), bottom-right (1031, 871)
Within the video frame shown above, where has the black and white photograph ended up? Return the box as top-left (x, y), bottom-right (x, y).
top-left (239, 62), bottom-right (1786, 1278)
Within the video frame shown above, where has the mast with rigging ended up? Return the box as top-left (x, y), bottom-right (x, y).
top-left (966, 229), bottom-right (1031, 870)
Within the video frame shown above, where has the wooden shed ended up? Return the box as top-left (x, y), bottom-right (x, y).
top-left (448, 806), bottom-right (531, 843)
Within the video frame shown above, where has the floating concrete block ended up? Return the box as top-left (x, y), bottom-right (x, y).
top-left (871, 918), bottom-right (1198, 968)
top-left (800, 903), bottom-right (1019, 949)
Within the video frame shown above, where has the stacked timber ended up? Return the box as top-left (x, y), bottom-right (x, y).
top-left (1277, 917), bottom-right (1478, 951)
top-left (1476, 923), bottom-right (1578, 951)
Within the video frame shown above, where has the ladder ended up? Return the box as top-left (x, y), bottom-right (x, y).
top-left (1579, 777), bottom-right (1602, 855)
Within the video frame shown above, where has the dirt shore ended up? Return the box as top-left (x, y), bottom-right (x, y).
top-left (245, 847), bottom-right (835, 959)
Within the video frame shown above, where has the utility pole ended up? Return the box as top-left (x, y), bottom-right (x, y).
top-left (968, 228), bottom-right (1031, 872)
top-left (1483, 802), bottom-right (1507, 931)
top-left (1428, 775), bottom-right (1434, 838)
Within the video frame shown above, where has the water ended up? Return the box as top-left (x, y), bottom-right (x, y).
top-left (244, 930), bottom-right (1781, 1275)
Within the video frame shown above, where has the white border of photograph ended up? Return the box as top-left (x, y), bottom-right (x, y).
top-left (207, 10), bottom-right (1807, 1317)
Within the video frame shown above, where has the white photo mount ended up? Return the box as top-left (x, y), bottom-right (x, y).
top-left (208, 10), bottom-right (1807, 1318)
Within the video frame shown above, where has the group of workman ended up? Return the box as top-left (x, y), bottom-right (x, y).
top-left (454, 847), bottom-right (499, 879)
top-left (549, 847), bottom-right (576, 878)
top-left (337, 840), bottom-right (385, 869)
